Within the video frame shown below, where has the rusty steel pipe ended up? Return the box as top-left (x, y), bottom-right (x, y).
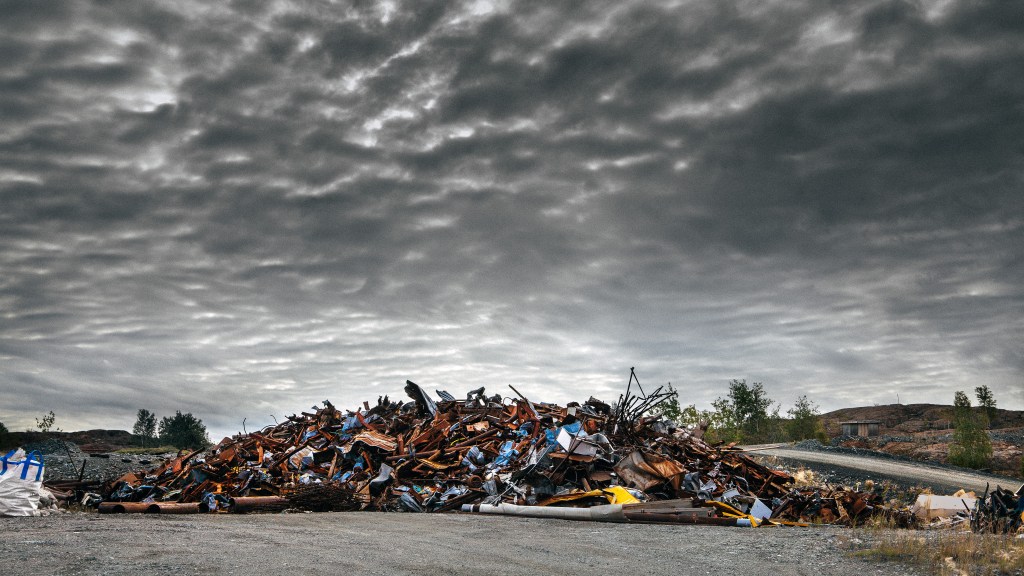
top-left (227, 495), bottom-right (289, 513)
top-left (151, 502), bottom-right (200, 514)
top-left (98, 502), bottom-right (160, 514)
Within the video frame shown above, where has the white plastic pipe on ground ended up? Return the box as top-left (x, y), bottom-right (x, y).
top-left (460, 502), bottom-right (753, 526)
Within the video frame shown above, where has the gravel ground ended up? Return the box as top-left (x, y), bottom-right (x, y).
top-left (22, 440), bottom-right (170, 484)
top-left (1, 511), bottom-right (927, 576)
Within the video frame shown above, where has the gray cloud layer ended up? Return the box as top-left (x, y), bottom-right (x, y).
top-left (2, 0), bottom-right (1022, 438)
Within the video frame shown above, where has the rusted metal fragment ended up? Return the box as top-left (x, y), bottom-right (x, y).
top-left (613, 450), bottom-right (683, 490)
top-left (348, 430), bottom-right (399, 452)
top-left (151, 502), bottom-right (200, 514)
top-left (228, 496), bottom-right (289, 513)
top-left (98, 502), bottom-right (159, 514)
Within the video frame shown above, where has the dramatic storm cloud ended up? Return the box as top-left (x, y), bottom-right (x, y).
top-left (2, 0), bottom-right (1022, 438)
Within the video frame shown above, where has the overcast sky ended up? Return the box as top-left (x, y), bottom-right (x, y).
top-left (2, 0), bottom-right (1022, 440)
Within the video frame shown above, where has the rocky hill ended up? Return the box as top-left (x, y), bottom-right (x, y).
top-left (820, 403), bottom-right (1024, 434)
top-left (818, 403), bottom-right (1023, 477)
top-left (2, 429), bottom-right (136, 453)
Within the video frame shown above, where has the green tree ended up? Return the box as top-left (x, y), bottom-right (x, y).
top-left (658, 384), bottom-right (721, 440)
top-left (709, 396), bottom-right (742, 442)
top-left (0, 421), bottom-right (9, 448)
top-left (974, 385), bottom-right (996, 425)
top-left (677, 404), bottom-right (717, 431)
top-left (948, 391), bottom-right (992, 469)
top-left (133, 409), bottom-right (158, 447)
top-left (660, 386), bottom-right (720, 439)
top-left (660, 380), bottom-right (787, 444)
top-left (953, 390), bottom-right (971, 413)
top-left (660, 383), bottom-right (683, 423)
top-left (785, 395), bottom-right (828, 442)
top-left (727, 380), bottom-right (783, 443)
top-left (705, 380), bottom-right (783, 444)
top-left (35, 410), bottom-right (61, 433)
top-left (159, 411), bottom-right (211, 450)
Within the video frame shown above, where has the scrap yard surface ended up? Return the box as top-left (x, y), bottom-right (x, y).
top-left (1, 512), bottom-right (925, 576)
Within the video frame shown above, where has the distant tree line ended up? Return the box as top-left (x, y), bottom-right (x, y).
top-left (661, 379), bottom-right (827, 445)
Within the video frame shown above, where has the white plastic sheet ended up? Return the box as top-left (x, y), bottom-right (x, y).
top-left (911, 493), bottom-right (977, 521)
top-left (0, 448), bottom-right (46, 517)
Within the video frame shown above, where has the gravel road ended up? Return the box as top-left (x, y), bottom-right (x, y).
top-left (754, 446), bottom-right (1022, 494)
top-left (2, 512), bottom-right (925, 576)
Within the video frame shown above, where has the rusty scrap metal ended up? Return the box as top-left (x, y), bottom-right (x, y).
top-left (970, 483), bottom-right (1024, 534)
top-left (92, 372), bottom-right (908, 525)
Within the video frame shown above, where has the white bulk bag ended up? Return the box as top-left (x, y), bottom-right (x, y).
top-left (0, 449), bottom-right (46, 517)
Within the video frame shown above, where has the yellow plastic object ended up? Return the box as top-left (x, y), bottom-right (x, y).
top-left (706, 500), bottom-right (761, 527)
top-left (706, 500), bottom-right (744, 517)
top-left (601, 486), bottom-right (640, 505)
top-left (538, 489), bottom-right (605, 506)
top-left (537, 486), bottom-right (641, 506)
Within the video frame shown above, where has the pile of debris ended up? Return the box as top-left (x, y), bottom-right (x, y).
top-left (972, 484), bottom-right (1024, 533)
top-left (87, 372), bottom-right (904, 526)
top-left (775, 486), bottom-right (913, 527)
top-left (913, 485), bottom-right (1024, 533)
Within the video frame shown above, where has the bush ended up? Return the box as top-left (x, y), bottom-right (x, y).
top-left (974, 385), bottom-right (997, 425)
top-left (159, 411), bottom-right (211, 450)
top-left (948, 391), bottom-right (992, 469)
top-left (35, 410), bottom-right (60, 433)
top-left (719, 380), bottom-right (785, 444)
top-left (133, 409), bottom-right (158, 447)
top-left (785, 395), bottom-right (828, 442)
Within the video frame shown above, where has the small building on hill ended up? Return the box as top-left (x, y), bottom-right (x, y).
top-left (839, 420), bottom-right (881, 437)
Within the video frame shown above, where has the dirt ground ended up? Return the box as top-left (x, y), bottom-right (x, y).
top-left (2, 511), bottom-right (927, 576)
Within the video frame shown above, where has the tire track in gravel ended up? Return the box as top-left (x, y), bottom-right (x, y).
top-left (753, 447), bottom-right (1021, 493)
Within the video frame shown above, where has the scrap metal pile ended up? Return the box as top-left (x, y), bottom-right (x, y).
top-left (774, 486), bottom-right (914, 527)
top-left (98, 372), bottom-right (900, 526)
top-left (972, 484), bottom-right (1024, 534)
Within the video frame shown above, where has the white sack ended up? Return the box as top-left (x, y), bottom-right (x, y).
top-left (0, 449), bottom-right (46, 517)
